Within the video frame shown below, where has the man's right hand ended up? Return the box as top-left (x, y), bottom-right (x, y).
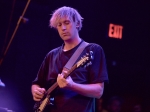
top-left (31, 85), bottom-right (46, 101)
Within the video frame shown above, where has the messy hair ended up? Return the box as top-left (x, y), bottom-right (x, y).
top-left (49, 6), bottom-right (83, 31)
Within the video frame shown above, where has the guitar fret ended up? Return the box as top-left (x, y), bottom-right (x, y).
top-left (47, 82), bottom-right (58, 94)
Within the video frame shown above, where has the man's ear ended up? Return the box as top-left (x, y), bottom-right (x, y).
top-left (76, 21), bottom-right (80, 28)
top-left (76, 25), bottom-right (79, 28)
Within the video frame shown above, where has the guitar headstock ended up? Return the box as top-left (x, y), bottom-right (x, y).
top-left (77, 51), bottom-right (93, 68)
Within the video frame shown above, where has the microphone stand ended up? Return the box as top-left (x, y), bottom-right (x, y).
top-left (0, 2), bottom-right (31, 112)
top-left (0, 0), bottom-right (31, 66)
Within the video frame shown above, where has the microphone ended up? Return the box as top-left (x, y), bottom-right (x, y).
top-left (20, 16), bottom-right (29, 24)
top-left (0, 79), bottom-right (5, 87)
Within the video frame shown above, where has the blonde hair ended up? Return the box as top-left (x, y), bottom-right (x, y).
top-left (49, 6), bottom-right (83, 31)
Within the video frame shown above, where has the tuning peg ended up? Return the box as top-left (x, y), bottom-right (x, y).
top-left (89, 61), bottom-right (92, 65)
top-left (89, 51), bottom-right (93, 54)
top-left (89, 51), bottom-right (93, 60)
top-left (86, 61), bottom-right (91, 67)
top-left (86, 53), bottom-right (89, 56)
top-left (84, 65), bottom-right (87, 68)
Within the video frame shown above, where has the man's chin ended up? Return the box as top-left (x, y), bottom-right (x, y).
top-left (62, 36), bottom-right (71, 41)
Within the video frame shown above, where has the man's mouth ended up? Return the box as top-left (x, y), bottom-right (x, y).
top-left (62, 33), bottom-right (68, 36)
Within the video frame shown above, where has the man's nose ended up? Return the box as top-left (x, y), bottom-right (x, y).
top-left (61, 24), bottom-right (66, 30)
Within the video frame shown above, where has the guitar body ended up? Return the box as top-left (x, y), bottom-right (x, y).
top-left (34, 95), bottom-right (50, 112)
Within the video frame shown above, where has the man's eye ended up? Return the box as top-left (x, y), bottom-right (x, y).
top-left (65, 22), bottom-right (70, 25)
top-left (57, 24), bottom-right (61, 27)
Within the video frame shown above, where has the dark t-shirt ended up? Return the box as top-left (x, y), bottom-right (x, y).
top-left (32, 41), bottom-right (109, 112)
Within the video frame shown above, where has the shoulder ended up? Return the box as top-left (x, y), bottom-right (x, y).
top-left (86, 43), bottom-right (103, 51)
top-left (84, 42), bottom-right (106, 57)
top-left (88, 43), bottom-right (102, 48)
top-left (44, 46), bottom-right (62, 60)
top-left (47, 46), bottom-right (61, 55)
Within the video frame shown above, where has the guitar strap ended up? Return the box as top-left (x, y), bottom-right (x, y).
top-left (64, 41), bottom-right (89, 70)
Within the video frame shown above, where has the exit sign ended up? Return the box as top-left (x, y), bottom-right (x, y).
top-left (108, 23), bottom-right (123, 39)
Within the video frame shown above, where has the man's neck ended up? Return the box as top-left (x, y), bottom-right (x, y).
top-left (63, 37), bottom-right (82, 51)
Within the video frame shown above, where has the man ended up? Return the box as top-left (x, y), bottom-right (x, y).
top-left (31, 6), bottom-right (108, 112)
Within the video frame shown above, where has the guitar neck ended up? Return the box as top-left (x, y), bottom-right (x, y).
top-left (46, 82), bottom-right (58, 95)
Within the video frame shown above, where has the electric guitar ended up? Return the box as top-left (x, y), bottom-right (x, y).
top-left (33, 51), bottom-right (93, 112)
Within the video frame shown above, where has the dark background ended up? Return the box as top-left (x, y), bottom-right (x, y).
top-left (0, 0), bottom-right (149, 112)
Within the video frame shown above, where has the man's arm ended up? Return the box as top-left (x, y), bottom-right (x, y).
top-left (57, 74), bottom-right (104, 98)
top-left (71, 82), bottom-right (104, 98)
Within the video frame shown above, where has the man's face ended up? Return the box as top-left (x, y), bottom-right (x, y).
top-left (56, 17), bottom-right (78, 41)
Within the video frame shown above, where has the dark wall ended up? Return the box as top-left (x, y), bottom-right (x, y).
top-left (0, 0), bottom-right (149, 111)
